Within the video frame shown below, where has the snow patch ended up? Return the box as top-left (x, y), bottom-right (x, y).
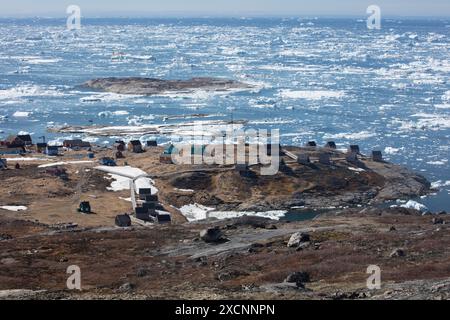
top-left (0, 206), bottom-right (27, 212)
top-left (400, 200), bottom-right (428, 212)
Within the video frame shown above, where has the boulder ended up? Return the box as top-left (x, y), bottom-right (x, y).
top-left (390, 248), bottom-right (406, 258)
top-left (432, 218), bottom-right (444, 225)
top-left (118, 282), bottom-right (135, 292)
top-left (287, 232), bottom-right (310, 248)
top-left (296, 242), bottom-right (311, 251)
top-left (285, 272), bottom-right (310, 284)
top-left (200, 227), bottom-right (224, 243)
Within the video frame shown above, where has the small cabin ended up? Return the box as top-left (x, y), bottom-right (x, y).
top-left (128, 140), bottom-right (143, 153)
top-left (348, 145), bottom-right (360, 154)
top-left (78, 201), bottom-right (92, 214)
top-left (143, 202), bottom-right (157, 215)
top-left (146, 140), bottom-right (158, 147)
top-left (114, 141), bottom-right (125, 152)
top-left (138, 188), bottom-right (152, 201)
top-left (46, 146), bottom-right (59, 156)
top-left (297, 153), bottom-right (310, 165)
top-left (372, 151), bottom-right (383, 162)
top-left (36, 143), bottom-right (47, 153)
top-left (135, 207), bottom-right (150, 221)
top-left (63, 139), bottom-right (91, 150)
top-left (324, 141), bottom-right (337, 149)
top-left (157, 214), bottom-right (172, 224)
top-left (17, 134), bottom-right (33, 146)
top-left (115, 214), bottom-right (131, 227)
top-left (306, 141), bottom-right (317, 147)
top-left (319, 153), bottom-right (331, 165)
top-left (144, 195), bottom-right (158, 203)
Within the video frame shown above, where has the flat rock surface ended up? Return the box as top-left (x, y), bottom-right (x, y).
top-left (82, 77), bottom-right (252, 95)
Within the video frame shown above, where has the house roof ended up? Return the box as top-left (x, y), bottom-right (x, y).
top-left (63, 139), bottom-right (91, 147)
top-left (5, 135), bottom-right (24, 143)
top-left (17, 134), bottom-right (32, 142)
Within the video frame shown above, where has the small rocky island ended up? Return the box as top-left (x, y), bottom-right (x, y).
top-left (82, 77), bottom-right (253, 95)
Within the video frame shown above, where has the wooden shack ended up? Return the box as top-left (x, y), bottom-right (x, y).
top-left (128, 140), bottom-right (143, 153)
top-left (324, 141), bottom-right (337, 149)
top-left (372, 151), bottom-right (383, 162)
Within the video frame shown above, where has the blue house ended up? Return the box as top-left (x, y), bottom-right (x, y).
top-left (46, 146), bottom-right (59, 156)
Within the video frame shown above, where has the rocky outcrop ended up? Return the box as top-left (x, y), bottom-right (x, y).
top-left (82, 77), bottom-right (252, 95)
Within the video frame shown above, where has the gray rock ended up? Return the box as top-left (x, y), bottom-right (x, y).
top-left (118, 282), bottom-right (135, 292)
top-left (285, 272), bottom-right (310, 284)
top-left (287, 232), bottom-right (310, 248)
top-left (136, 267), bottom-right (149, 277)
top-left (432, 218), bottom-right (444, 225)
top-left (200, 227), bottom-right (224, 243)
top-left (390, 248), bottom-right (406, 258)
top-left (296, 242), bottom-right (311, 251)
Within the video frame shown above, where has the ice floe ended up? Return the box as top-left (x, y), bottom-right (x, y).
top-left (278, 90), bottom-right (346, 100)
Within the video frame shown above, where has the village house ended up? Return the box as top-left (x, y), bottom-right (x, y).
top-left (36, 142), bottom-right (48, 153)
top-left (305, 141), bottom-right (317, 147)
top-left (372, 150), bottom-right (383, 162)
top-left (138, 188), bottom-right (153, 201)
top-left (128, 140), bottom-right (143, 153)
top-left (17, 134), bottom-right (33, 146)
top-left (146, 140), bottom-right (158, 147)
top-left (324, 141), bottom-right (337, 149)
top-left (157, 214), bottom-right (172, 224)
top-left (348, 145), bottom-right (360, 154)
top-left (114, 140), bottom-right (125, 151)
top-left (135, 207), bottom-right (151, 221)
top-left (115, 214), bottom-right (131, 227)
top-left (45, 146), bottom-right (60, 156)
top-left (63, 139), bottom-right (91, 150)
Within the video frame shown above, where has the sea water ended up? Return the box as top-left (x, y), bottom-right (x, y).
top-left (0, 17), bottom-right (449, 211)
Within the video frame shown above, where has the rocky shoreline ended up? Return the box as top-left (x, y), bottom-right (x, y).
top-left (81, 77), bottom-right (253, 95)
